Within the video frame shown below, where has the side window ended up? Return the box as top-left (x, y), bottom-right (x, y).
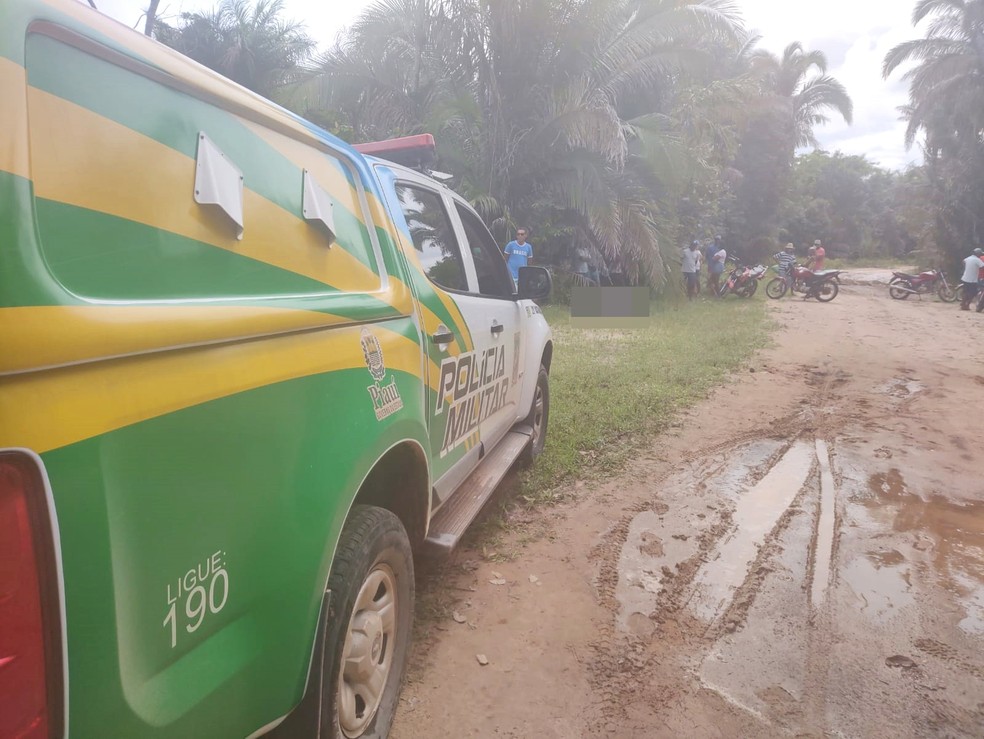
top-left (455, 203), bottom-right (515, 298)
top-left (395, 184), bottom-right (468, 292)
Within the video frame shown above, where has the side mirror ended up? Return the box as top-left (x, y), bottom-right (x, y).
top-left (517, 266), bottom-right (552, 300)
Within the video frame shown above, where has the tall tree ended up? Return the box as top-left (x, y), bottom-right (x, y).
top-left (155, 0), bottom-right (314, 99)
top-left (144, 0), bottom-right (160, 36)
top-left (884, 0), bottom-right (984, 271)
top-left (300, 0), bottom-right (743, 283)
top-left (730, 42), bottom-right (852, 259)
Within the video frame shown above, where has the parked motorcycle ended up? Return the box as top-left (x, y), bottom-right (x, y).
top-left (888, 269), bottom-right (957, 302)
top-left (717, 260), bottom-right (767, 298)
top-left (766, 264), bottom-right (842, 302)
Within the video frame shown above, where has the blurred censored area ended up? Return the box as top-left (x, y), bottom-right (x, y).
top-left (570, 287), bottom-right (651, 328)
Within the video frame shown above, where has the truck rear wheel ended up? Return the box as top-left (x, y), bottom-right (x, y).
top-left (321, 506), bottom-right (414, 739)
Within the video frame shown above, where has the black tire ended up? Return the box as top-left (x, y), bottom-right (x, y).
top-left (939, 283), bottom-right (958, 302)
top-left (815, 279), bottom-right (839, 302)
top-left (520, 365), bottom-right (549, 465)
top-left (736, 280), bottom-right (758, 298)
top-left (765, 278), bottom-right (787, 299)
top-left (954, 284), bottom-right (966, 304)
top-left (889, 281), bottom-right (911, 300)
top-left (321, 506), bottom-right (414, 739)
top-left (716, 282), bottom-right (731, 298)
top-left (976, 291), bottom-right (984, 313)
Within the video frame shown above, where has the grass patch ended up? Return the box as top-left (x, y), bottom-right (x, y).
top-left (516, 293), bottom-right (772, 504)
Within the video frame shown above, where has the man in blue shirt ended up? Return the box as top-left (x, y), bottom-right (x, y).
top-left (503, 228), bottom-right (533, 282)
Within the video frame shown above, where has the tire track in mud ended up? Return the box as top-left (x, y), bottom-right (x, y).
top-left (585, 363), bottom-right (854, 733)
top-left (584, 412), bottom-right (820, 732)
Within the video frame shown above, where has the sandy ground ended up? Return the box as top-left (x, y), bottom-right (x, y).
top-left (392, 280), bottom-right (984, 738)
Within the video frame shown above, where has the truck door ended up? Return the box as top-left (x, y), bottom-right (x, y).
top-left (391, 181), bottom-right (481, 502)
top-left (447, 198), bottom-right (525, 451)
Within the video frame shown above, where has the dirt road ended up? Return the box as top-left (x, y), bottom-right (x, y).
top-left (393, 282), bottom-right (984, 738)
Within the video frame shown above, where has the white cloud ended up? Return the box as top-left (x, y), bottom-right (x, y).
top-left (738, 0), bottom-right (921, 170)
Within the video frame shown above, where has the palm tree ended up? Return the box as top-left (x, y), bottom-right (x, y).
top-left (155, 0), bottom-right (315, 99)
top-left (884, 0), bottom-right (984, 151)
top-left (299, 0), bottom-right (743, 283)
top-left (883, 0), bottom-right (984, 271)
top-left (727, 41), bottom-right (852, 259)
top-left (749, 42), bottom-right (853, 147)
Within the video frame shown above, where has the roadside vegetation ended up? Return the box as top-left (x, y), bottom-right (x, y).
top-left (520, 296), bottom-right (769, 503)
top-left (138, 0), bottom-right (981, 282)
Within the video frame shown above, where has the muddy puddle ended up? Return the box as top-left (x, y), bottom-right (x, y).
top-left (689, 440), bottom-right (814, 623)
top-left (615, 433), bottom-right (984, 733)
top-left (862, 468), bottom-right (984, 635)
top-left (878, 377), bottom-right (925, 398)
top-left (811, 439), bottom-right (836, 608)
top-left (614, 439), bottom-right (785, 634)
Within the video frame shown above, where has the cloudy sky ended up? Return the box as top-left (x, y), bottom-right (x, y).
top-left (91, 0), bottom-right (922, 170)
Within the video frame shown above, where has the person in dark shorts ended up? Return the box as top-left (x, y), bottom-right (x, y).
top-left (682, 240), bottom-right (701, 300)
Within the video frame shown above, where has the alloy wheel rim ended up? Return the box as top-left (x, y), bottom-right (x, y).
top-left (531, 385), bottom-right (544, 446)
top-left (338, 565), bottom-right (397, 737)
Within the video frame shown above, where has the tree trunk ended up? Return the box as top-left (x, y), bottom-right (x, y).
top-left (144, 0), bottom-right (161, 36)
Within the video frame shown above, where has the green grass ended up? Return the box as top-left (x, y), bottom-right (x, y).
top-left (515, 293), bottom-right (772, 505)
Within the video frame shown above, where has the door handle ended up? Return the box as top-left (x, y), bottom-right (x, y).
top-left (490, 321), bottom-right (504, 336)
top-left (430, 330), bottom-right (454, 345)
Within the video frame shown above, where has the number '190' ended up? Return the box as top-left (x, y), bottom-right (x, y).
top-left (163, 551), bottom-right (229, 648)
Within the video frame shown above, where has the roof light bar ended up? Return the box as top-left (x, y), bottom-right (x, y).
top-left (353, 134), bottom-right (436, 169)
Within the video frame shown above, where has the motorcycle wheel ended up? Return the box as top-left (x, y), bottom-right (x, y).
top-left (889, 281), bottom-right (911, 300)
top-left (815, 280), bottom-right (839, 302)
top-left (737, 281), bottom-right (758, 298)
top-left (954, 284), bottom-right (966, 304)
top-left (765, 278), bottom-right (787, 299)
top-left (717, 282), bottom-right (731, 298)
top-left (976, 290), bottom-right (984, 313)
top-left (938, 283), bottom-right (958, 302)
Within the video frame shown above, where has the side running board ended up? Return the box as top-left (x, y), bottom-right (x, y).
top-left (423, 427), bottom-right (532, 555)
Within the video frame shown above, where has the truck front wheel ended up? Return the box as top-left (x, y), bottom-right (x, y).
top-left (321, 506), bottom-right (414, 738)
top-left (520, 365), bottom-right (550, 465)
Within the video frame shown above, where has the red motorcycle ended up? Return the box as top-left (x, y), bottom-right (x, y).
top-left (717, 260), bottom-right (767, 298)
top-left (766, 264), bottom-right (842, 302)
top-left (888, 269), bottom-right (957, 302)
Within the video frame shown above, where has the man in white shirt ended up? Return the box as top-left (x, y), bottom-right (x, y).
top-left (682, 240), bottom-right (701, 299)
top-left (960, 248), bottom-right (984, 310)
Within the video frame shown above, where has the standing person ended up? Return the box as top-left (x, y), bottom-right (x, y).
top-left (503, 227), bottom-right (533, 283)
top-left (774, 243), bottom-right (797, 296)
top-left (812, 239), bottom-right (826, 270)
top-left (704, 235), bottom-right (722, 292)
top-left (682, 240), bottom-right (701, 300)
top-left (709, 239), bottom-right (727, 295)
top-left (694, 243), bottom-right (703, 294)
top-left (959, 248), bottom-right (984, 310)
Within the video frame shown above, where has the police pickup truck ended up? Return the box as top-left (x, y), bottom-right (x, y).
top-left (0, 1), bottom-right (553, 736)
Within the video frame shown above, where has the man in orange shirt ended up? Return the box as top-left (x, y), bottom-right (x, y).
top-left (811, 239), bottom-right (826, 270)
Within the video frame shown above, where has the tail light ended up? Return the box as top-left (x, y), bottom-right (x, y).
top-left (0, 452), bottom-right (63, 739)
